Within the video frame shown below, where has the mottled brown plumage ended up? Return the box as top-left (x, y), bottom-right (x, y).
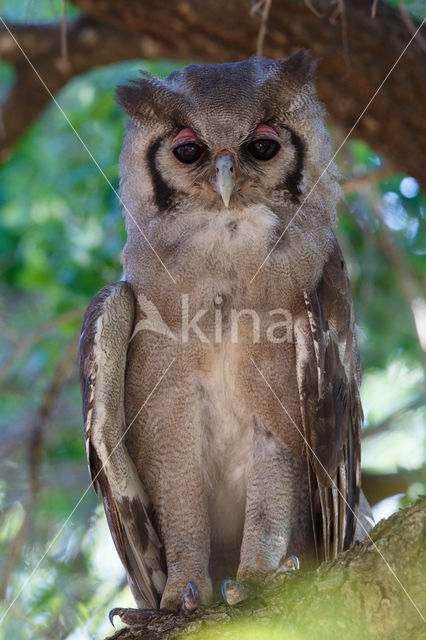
top-left (78, 51), bottom-right (373, 616)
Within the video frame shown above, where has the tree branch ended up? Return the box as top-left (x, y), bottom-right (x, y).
top-left (104, 497), bottom-right (425, 639)
top-left (0, 305), bottom-right (84, 386)
top-left (0, 336), bottom-right (78, 601)
top-left (0, 1), bottom-right (425, 186)
top-left (361, 469), bottom-right (424, 506)
top-left (361, 393), bottom-right (426, 439)
top-left (341, 166), bottom-right (394, 193)
top-left (0, 16), bottom-right (151, 162)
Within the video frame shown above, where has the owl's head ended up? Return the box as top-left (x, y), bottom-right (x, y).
top-left (117, 52), bottom-right (339, 220)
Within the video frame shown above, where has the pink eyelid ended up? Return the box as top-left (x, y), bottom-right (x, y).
top-left (172, 124), bottom-right (279, 148)
top-left (172, 128), bottom-right (198, 146)
top-left (253, 124), bottom-right (280, 140)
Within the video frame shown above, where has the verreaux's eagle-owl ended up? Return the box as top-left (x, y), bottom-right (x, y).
top-left (78, 51), bottom-right (373, 618)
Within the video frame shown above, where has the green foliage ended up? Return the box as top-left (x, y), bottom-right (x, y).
top-left (386, 0), bottom-right (426, 20)
top-left (0, 58), bottom-right (184, 640)
top-left (0, 0), bottom-right (80, 22)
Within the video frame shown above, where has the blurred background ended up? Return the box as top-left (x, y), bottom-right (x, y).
top-left (0, 1), bottom-right (424, 638)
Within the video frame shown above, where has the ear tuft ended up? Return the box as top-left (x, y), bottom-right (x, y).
top-left (284, 49), bottom-right (317, 83)
top-left (266, 49), bottom-right (318, 112)
top-left (115, 81), bottom-right (142, 118)
top-left (115, 72), bottom-right (188, 124)
top-left (115, 72), bottom-right (159, 118)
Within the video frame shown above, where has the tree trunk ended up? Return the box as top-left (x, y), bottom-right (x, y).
top-left (1, 1), bottom-right (425, 185)
top-left (104, 496), bottom-right (425, 640)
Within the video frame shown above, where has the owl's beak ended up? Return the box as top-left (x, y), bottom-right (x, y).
top-left (215, 152), bottom-right (236, 208)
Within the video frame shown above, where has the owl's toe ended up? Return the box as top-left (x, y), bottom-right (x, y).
top-left (109, 607), bottom-right (128, 627)
top-left (280, 554), bottom-right (300, 572)
top-left (179, 580), bottom-right (200, 614)
top-left (222, 555), bottom-right (301, 606)
top-left (221, 579), bottom-right (250, 605)
top-left (108, 606), bottom-right (157, 627)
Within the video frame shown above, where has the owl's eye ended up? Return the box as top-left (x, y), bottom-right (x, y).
top-left (173, 143), bottom-right (204, 164)
top-left (247, 139), bottom-right (280, 161)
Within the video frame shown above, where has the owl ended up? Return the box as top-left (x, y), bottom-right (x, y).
top-left (78, 51), bottom-right (373, 622)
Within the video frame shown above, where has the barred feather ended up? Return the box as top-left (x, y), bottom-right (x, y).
top-left (78, 281), bottom-right (166, 608)
top-left (295, 239), bottom-right (362, 560)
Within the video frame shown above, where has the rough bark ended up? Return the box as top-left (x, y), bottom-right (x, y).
top-left (104, 497), bottom-right (425, 640)
top-left (0, 1), bottom-right (425, 185)
top-left (0, 17), bottom-right (150, 162)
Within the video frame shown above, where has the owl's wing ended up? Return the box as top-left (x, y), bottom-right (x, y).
top-left (78, 281), bottom-right (166, 608)
top-left (294, 239), bottom-right (362, 561)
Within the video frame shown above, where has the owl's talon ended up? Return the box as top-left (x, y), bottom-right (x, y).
top-left (109, 606), bottom-right (142, 626)
top-left (109, 608), bottom-right (117, 627)
top-left (281, 554), bottom-right (300, 572)
top-left (179, 580), bottom-right (200, 614)
top-left (108, 606), bottom-right (158, 626)
top-left (264, 555), bottom-right (301, 586)
top-left (221, 579), bottom-right (250, 605)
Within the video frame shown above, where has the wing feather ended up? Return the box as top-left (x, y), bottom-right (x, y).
top-left (295, 239), bottom-right (362, 561)
top-left (78, 281), bottom-right (166, 608)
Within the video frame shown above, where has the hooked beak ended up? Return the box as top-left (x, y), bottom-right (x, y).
top-left (214, 152), bottom-right (236, 208)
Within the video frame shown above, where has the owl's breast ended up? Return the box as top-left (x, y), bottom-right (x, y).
top-left (198, 339), bottom-right (253, 551)
top-left (157, 203), bottom-right (280, 286)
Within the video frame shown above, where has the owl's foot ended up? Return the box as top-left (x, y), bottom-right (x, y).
top-left (221, 555), bottom-right (300, 606)
top-left (160, 575), bottom-right (211, 612)
top-left (108, 580), bottom-right (201, 627)
top-left (108, 583), bottom-right (199, 628)
top-left (109, 607), bottom-right (162, 627)
top-left (221, 579), bottom-right (250, 605)
top-left (178, 580), bottom-right (200, 614)
top-left (277, 554), bottom-right (300, 573)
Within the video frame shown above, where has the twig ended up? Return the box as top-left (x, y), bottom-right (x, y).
top-left (0, 306), bottom-right (84, 386)
top-left (341, 166), bottom-right (393, 192)
top-left (371, 0), bottom-right (379, 19)
top-left (250, 1), bottom-right (264, 16)
top-left (250, 0), bottom-right (273, 57)
top-left (60, 0), bottom-right (69, 62)
top-left (28, 335), bottom-right (79, 496)
top-left (304, 0), bottom-right (325, 18)
top-left (0, 335), bottom-right (78, 601)
top-left (337, 0), bottom-right (351, 78)
top-left (398, 0), bottom-right (426, 52)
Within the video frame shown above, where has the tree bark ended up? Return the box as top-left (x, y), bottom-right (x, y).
top-left (104, 496), bottom-right (425, 640)
top-left (0, 17), bottom-right (151, 162)
top-left (1, 1), bottom-right (425, 185)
